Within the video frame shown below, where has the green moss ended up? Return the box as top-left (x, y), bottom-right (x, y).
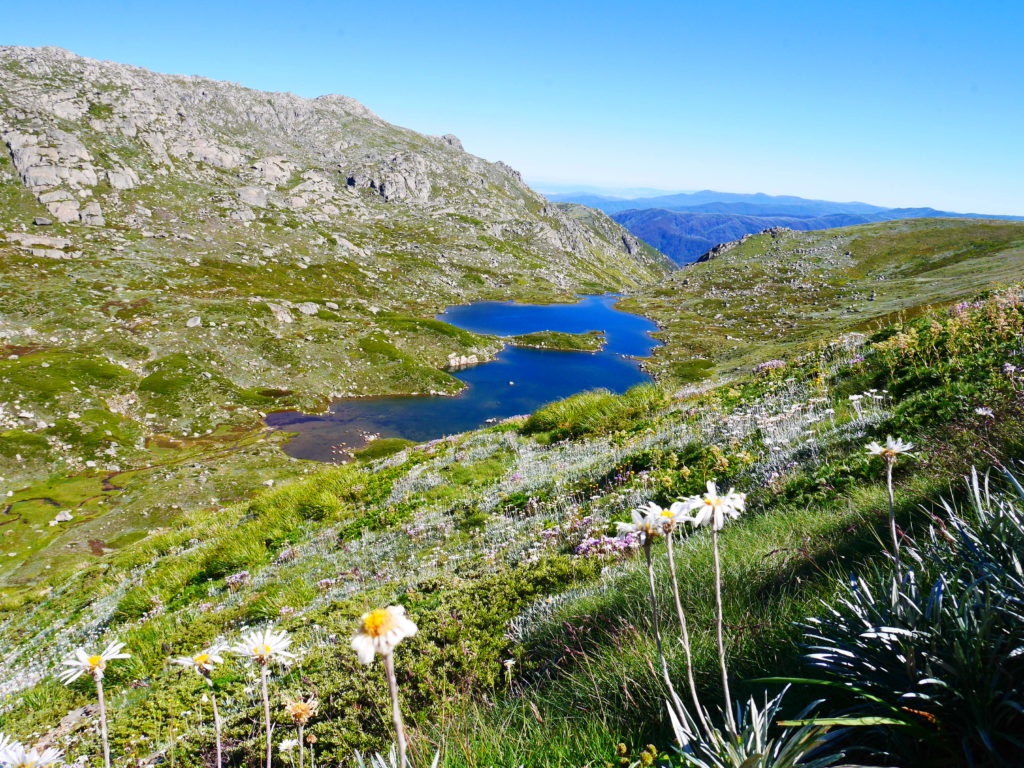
top-left (506, 330), bottom-right (606, 351)
top-left (521, 383), bottom-right (668, 440)
top-left (354, 437), bottom-right (416, 462)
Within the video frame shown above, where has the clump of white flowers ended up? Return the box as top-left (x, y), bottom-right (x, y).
top-left (619, 480), bottom-right (748, 738)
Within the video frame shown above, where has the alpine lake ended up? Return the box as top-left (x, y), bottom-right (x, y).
top-left (265, 294), bottom-right (660, 461)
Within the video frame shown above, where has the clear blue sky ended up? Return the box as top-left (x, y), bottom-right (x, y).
top-left (4, 0), bottom-right (1023, 214)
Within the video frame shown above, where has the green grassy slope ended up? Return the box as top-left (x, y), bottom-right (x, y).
top-left (1, 280), bottom-right (1021, 767)
top-left (624, 218), bottom-right (1024, 384)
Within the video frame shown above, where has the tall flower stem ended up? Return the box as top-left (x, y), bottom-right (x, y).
top-left (210, 688), bottom-right (223, 768)
top-left (666, 531), bottom-right (711, 736)
top-left (641, 537), bottom-right (688, 725)
top-left (298, 724), bottom-right (305, 768)
top-left (96, 676), bottom-right (111, 768)
top-left (886, 459), bottom-right (900, 572)
top-left (383, 652), bottom-right (408, 767)
top-left (711, 529), bottom-right (736, 736)
top-left (260, 665), bottom-right (272, 768)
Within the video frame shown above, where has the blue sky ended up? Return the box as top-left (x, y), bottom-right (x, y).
top-left (4, 0), bottom-right (1022, 214)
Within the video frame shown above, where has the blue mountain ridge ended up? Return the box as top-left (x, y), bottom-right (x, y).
top-left (547, 190), bottom-right (1024, 264)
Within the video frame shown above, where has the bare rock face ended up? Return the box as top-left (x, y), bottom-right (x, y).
top-left (106, 167), bottom-right (140, 190)
top-left (346, 152), bottom-right (439, 203)
top-left (80, 200), bottom-right (105, 227)
top-left (237, 186), bottom-right (270, 208)
top-left (170, 138), bottom-right (243, 169)
top-left (440, 134), bottom-right (464, 151)
top-left (251, 156), bottom-right (294, 184)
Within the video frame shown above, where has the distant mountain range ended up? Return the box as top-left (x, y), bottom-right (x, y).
top-left (546, 190), bottom-right (1024, 264)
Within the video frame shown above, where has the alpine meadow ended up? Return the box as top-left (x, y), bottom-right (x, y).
top-left (1, 12), bottom-right (1024, 768)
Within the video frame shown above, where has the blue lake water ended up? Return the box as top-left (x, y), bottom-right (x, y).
top-left (266, 294), bottom-right (659, 461)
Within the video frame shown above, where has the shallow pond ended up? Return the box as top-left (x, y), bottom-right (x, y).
top-left (266, 294), bottom-right (659, 461)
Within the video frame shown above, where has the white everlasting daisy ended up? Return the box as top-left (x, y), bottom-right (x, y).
top-left (351, 606), bottom-right (418, 665)
top-left (681, 481), bottom-right (746, 531)
top-left (1, 743), bottom-right (63, 768)
top-left (647, 500), bottom-right (691, 533)
top-left (865, 435), bottom-right (914, 461)
top-left (615, 503), bottom-right (667, 539)
top-left (57, 641), bottom-right (130, 683)
top-left (278, 739), bottom-right (299, 753)
top-left (232, 627), bottom-right (295, 666)
top-left (0, 734), bottom-right (20, 764)
top-left (172, 645), bottom-right (227, 677)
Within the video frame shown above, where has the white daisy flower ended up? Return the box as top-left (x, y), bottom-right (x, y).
top-left (623, 500), bottom-right (689, 536)
top-left (232, 627), bottom-right (295, 666)
top-left (0, 733), bottom-right (20, 763)
top-left (172, 645), bottom-right (227, 677)
top-left (615, 503), bottom-right (666, 539)
top-left (865, 435), bottom-right (914, 461)
top-left (351, 606), bottom-right (418, 665)
top-left (681, 481), bottom-right (746, 531)
top-left (278, 739), bottom-right (299, 752)
top-left (57, 641), bottom-right (130, 683)
top-left (2, 743), bottom-right (63, 768)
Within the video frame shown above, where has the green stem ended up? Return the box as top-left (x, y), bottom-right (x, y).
top-left (642, 537), bottom-right (688, 725)
top-left (887, 460), bottom-right (900, 572)
top-left (211, 688), bottom-right (222, 768)
top-left (261, 665), bottom-right (272, 768)
top-left (666, 530), bottom-right (711, 735)
top-left (384, 652), bottom-right (408, 766)
top-left (712, 528), bottom-right (736, 736)
top-left (96, 676), bottom-right (111, 768)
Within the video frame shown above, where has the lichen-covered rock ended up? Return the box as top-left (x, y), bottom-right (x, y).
top-left (80, 200), bottom-right (104, 226)
top-left (237, 186), bottom-right (269, 207)
top-left (106, 167), bottom-right (140, 190)
top-left (251, 156), bottom-right (294, 184)
top-left (265, 302), bottom-right (294, 323)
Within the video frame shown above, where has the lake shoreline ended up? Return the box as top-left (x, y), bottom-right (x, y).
top-left (265, 294), bottom-right (662, 462)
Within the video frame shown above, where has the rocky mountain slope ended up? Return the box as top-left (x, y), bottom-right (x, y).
top-left (0, 46), bottom-right (669, 583)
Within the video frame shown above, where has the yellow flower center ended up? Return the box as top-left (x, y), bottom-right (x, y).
top-left (194, 653), bottom-right (209, 666)
top-left (362, 608), bottom-right (397, 637)
top-left (87, 655), bottom-right (104, 669)
top-left (254, 644), bottom-right (272, 657)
